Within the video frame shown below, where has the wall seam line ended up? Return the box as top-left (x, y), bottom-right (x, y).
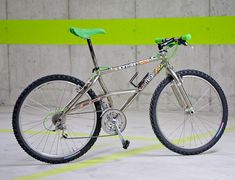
top-left (134, 0), bottom-right (139, 110)
top-left (68, 0), bottom-right (72, 75)
top-left (209, 0), bottom-right (211, 76)
top-left (5, 0), bottom-right (11, 104)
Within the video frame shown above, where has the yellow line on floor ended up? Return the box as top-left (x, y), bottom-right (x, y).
top-left (13, 126), bottom-right (235, 180)
top-left (0, 129), bottom-right (13, 133)
top-left (13, 143), bottom-right (164, 180)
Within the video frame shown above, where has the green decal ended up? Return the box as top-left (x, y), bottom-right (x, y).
top-left (99, 66), bottom-right (110, 71)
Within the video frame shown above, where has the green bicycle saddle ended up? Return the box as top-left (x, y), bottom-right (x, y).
top-left (69, 27), bottom-right (106, 39)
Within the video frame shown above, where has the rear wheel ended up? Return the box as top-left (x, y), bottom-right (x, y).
top-left (150, 69), bottom-right (228, 155)
top-left (12, 74), bottom-right (101, 163)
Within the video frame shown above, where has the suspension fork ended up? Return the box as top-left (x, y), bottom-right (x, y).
top-left (166, 66), bottom-right (193, 111)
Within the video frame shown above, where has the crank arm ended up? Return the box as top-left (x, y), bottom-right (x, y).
top-left (113, 120), bottom-right (130, 149)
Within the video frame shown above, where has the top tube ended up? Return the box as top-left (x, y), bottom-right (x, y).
top-left (98, 56), bottom-right (161, 75)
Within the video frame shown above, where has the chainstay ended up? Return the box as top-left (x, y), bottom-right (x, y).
top-left (63, 134), bottom-right (117, 140)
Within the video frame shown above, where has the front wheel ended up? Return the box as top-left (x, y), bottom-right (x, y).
top-left (150, 69), bottom-right (228, 155)
top-left (12, 74), bottom-right (102, 163)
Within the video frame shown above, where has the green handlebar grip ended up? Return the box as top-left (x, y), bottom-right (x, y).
top-left (155, 37), bottom-right (164, 44)
top-left (181, 34), bottom-right (192, 41)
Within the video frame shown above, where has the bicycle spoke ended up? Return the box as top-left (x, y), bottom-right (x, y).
top-left (167, 119), bottom-right (185, 138)
top-left (190, 116), bottom-right (206, 144)
top-left (24, 103), bottom-right (48, 113)
top-left (194, 114), bottom-right (216, 137)
top-left (177, 116), bottom-right (186, 145)
top-left (155, 73), bottom-right (226, 152)
top-left (18, 78), bottom-right (99, 161)
top-left (63, 136), bottom-right (73, 153)
top-left (196, 97), bottom-right (220, 112)
top-left (21, 119), bottom-right (43, 126)
top-left (39, 88), bottom-right (51, 111)
top-left (25, 128), bottom-right (47, 140)
top-left (34, 129), bottom-right (50, 149)
top-left (66, 128), bottom-right (79, 150)
top-left (193, 87), bottom-right (210, 107)
top-left (23, 121), bottom-right (44, 132)
top-left (42, 130), bottom-right (51, 152)
top-left (50, 83), bottom-right (59, 109)
top-left (28, 98), bottom-right (50, 112)
top-left (193, 117), bottom-right (211, 142)
top-left (59, 83), bottom-right (67, 108)
top-left (60, 137), bottom-right (65, 156)
top-left (49, 131), bottom-right (58, 154)
top-left (56, 132), bottom-right (60, 155)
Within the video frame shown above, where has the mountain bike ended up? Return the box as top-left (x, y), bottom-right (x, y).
top-left (12, 27), bottom-right (228, 164)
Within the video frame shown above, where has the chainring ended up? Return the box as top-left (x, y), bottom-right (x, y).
top-left (101, 109), bottom-right (127, 135)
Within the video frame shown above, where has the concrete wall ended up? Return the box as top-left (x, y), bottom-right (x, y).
top-left (0, 0), bottom-right (235, 114)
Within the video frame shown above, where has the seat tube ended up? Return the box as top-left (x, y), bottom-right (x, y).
top-left (87, 39), bottom-right (114, 107)
top-left (87, 39), bottom-right (99, 68)
top-left (98, 76), bottom-right (114, 107)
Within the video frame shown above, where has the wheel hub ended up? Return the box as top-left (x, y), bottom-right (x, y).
top-left (52, 112), bottom-right (63, 125)
top-left (51, 112), bottom-right (66, 130)
top-left (185, 107), bottom-right (195, 115)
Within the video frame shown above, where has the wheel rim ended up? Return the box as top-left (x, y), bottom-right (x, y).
top-left (156, 75), bottom-right (224, 150)
top-left (18, 80), bottom-right (97, 159)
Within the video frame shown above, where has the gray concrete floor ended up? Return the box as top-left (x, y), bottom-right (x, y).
top-left (0, 106), bottom-right (235, 180)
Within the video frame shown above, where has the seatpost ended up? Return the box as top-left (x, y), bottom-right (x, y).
top-left (87, 39), bottom-right (98, 68)
top-left (86, 39), bottom-right (114, 108)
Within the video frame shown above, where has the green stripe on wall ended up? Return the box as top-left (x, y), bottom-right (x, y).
top-left (0, 16), bottom-right (235, 45)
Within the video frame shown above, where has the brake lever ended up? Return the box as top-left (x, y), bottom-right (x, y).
top-left (185, 42), bottom-right (194, 49)
top-left (177, 39), bottom-right (194, 49)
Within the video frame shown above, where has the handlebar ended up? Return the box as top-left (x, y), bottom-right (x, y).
top-left (155, 34), bottom-right (192, 50)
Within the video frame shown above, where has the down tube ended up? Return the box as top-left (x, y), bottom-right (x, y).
top-left (119, 62), bottom-right (165, 111)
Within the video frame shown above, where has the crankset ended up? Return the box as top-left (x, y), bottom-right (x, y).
top-left (62, 109), bottom-right (130, 149)
top-left (101, 109), bottom-right (130, 149)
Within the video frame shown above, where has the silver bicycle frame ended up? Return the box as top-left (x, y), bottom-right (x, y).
top-left (63, 55), bottom-right (164, 114)
top-left (63, 39), bottom-right (192, 115)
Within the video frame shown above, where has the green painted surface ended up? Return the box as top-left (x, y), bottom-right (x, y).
top-left (0, 16), bottom-right (235, 45)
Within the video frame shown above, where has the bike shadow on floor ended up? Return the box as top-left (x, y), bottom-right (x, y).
top-left (0, 142), bottom-right (218, 167)
top-left (139, 149), bottom-right (218, 157)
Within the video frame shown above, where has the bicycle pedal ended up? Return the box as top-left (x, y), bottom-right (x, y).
top-left (122, 140), bottom-right (130, 149)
